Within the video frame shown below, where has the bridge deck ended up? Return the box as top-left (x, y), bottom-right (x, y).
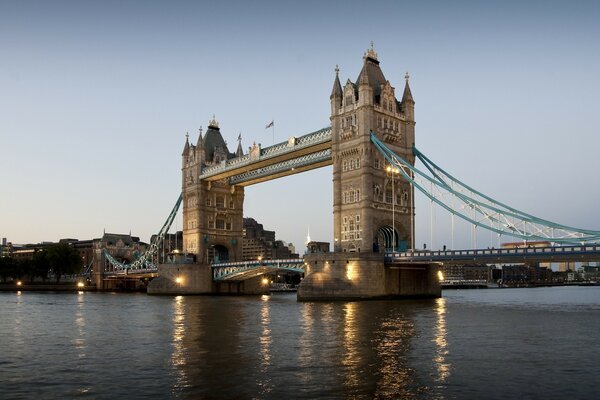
top-left (386, 244), bottom-right (600, 265)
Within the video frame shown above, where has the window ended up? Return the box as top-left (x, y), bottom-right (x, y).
top-left (386, 188), bottom-right (393, 204)
top-left (208, 219), bottom-right (215, 229)
top-left (216, 196), bottom-right (225, 208)
top-left (216, 219), bottom-right (225, 230)
top-left (206, 198), bottom-right (212, 207)
top-left (342, 214), bottom-right (362, 243)
top-left (374, 159), bottom-right (380, 169)
top-left (345, 96), bottom-right (353, 106)
top-left (229, 200), bottom-right (234, 209)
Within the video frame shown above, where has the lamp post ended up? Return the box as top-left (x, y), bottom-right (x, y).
top-left (386, 164), bottom-right (399, 251)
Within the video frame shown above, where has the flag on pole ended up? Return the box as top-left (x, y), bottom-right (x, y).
top-left (265, 120), bottom-right (274, 129)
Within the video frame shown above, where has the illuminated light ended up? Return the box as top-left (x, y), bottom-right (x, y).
top-left (175, 277), bottom-right (183, 284)
top-left (16, 281), bottom-right (22, 286)
top-left (258, 255), bottom-right (263, 261)
top-left (261, 277), bottom-right (269, 286)
top-left (77, 282), bottom-right (85, 288)
top-left (78, 291), bottom-right (84, 295)
top-left (438, 271), bottom-right (444, 281)
top-left (346, 264), bottom-right (356, 281)
top-left (386, 166), bottom-right (391, 172)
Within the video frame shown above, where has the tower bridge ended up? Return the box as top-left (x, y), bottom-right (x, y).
top-left (97, 45), bottom-right (600, 298)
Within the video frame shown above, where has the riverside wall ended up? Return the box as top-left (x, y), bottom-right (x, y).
top-left (297, 253), bottom-right (441, 300)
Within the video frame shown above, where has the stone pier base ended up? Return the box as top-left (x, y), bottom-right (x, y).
top-left (297, 253), bottom-right (441, 301)
top-left (147, 263), bottom-right (268, 295)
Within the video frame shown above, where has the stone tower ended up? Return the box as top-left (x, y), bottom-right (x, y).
top-left (181, 116), bottom-right (245, 264)
top-left (330, 46), bottom-right (415, 253)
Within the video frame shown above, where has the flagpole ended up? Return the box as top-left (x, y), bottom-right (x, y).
top-left (272, 122), bottom-right (275, 145)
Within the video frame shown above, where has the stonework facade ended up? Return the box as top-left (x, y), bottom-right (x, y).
top-left (181, 117), bottom-right (245, 264)
top-left (330, 46), bottom-right (415, 253)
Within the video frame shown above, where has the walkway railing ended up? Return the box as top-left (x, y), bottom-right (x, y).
top-left (386, 244), bottom-right (600, 264)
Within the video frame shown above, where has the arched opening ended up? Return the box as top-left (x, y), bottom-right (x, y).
top-left (375, 225), bottom-right (399, 253)
top-left (208, 245), bottom-right (229, 264)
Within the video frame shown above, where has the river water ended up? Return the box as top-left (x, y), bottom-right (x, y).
top-left (1, 287), bottom-right (598, 399)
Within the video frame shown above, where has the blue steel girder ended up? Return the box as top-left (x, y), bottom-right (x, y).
top-left (212, 259), bottom-right (305, 281)
top-left (199, 127), bottom-right (332, 185)
top-left (101, 194), bottom-right (182, 274)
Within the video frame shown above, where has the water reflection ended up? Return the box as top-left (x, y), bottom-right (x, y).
top-left (171, 295), bottom-right (188, 392)
top-left (373, 305), bottom-right (418, 399)
top-left (434, 298), bottom-right (450, 383)
top-left (342, 302), bottom-right (361, 393)
top-left (73, 292), bottom-right (86, 358)
top-left (298, 301), bottom-right (316, 388)
top-left (257, 294), bottom-right (273, 395)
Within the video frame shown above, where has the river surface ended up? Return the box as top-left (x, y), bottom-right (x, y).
top-left (1, 287), bottom-right (599, 399)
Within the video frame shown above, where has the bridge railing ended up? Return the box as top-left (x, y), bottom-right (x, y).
top-left (386, 244), bottom-right (600, 261)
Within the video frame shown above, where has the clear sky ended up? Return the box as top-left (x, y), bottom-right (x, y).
top-left (1, 0), bottom-right (599, 251)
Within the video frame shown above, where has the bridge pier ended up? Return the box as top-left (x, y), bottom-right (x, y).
top-left (297, 253), bottom-right (441, 301)
top-left (147, 263), bottom-right (268, 295)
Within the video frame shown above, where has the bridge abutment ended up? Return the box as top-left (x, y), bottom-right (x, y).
top-left (147, 263), bottom-right (268, 295)
top-left (297, 253), bottom-right (441, 300)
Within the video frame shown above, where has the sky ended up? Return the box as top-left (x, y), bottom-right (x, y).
top-left (1, 0), bottom-right (599, 251)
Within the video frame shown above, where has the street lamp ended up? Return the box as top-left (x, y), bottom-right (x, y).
top-left (386, 164), bottom-right (400, 251)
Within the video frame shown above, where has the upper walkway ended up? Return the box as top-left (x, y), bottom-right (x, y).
top-left (199, 127), bottom-right (332, 185)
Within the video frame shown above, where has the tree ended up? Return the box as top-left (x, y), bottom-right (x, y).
top-left (0, 257), bottom-right (17, 282)
top-left (46, 243), bottom-right (83, 282)
top-left (32, 249), bottom-right (51, 281)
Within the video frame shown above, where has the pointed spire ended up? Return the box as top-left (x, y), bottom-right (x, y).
top-left (402, 72), bottom-right (414, 103)
top-left (196, 126), bottom-right (203, 148)
top-left (306, 226), bottom-right (311, 245)
top-left (235, 133), bottom-right (243, 157)
top-left (182, 132), bottom-right (190, 155)
top-left (330, 64), bottom-right (343, 100)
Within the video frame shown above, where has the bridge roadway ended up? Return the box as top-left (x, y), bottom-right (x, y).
top-left (211, 259), bottom-right (305, 281)
top-left (386, 244), bottom-right (600, 265)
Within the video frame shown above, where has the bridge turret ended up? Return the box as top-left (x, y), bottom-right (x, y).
top-left (182, 133), bottom-right (190, 157)
top-left (330, 65), bottom-right (343, 116)
top-left (330, 45), bottom-right (415, 254)
top-left (357, 60), bottom-right (373, 107)
top-left (401, 73), bottom-right (415, 122)
top-left (196, 125), bottom-right (205, 161)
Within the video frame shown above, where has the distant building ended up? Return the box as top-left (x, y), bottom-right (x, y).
top-left (307, 241), bottom-right (330, 254)
top-left (442, 264), bottom-right (490, 282)
top-left (501, 264), bottom-right (553, 286)
top-left (242, 218), bottom-right (298, 261)
top-left (150, 231), bottom-right (184, 263)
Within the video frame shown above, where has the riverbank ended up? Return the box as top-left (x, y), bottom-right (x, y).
top-left (0, 282), bottom-right (145, 293)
